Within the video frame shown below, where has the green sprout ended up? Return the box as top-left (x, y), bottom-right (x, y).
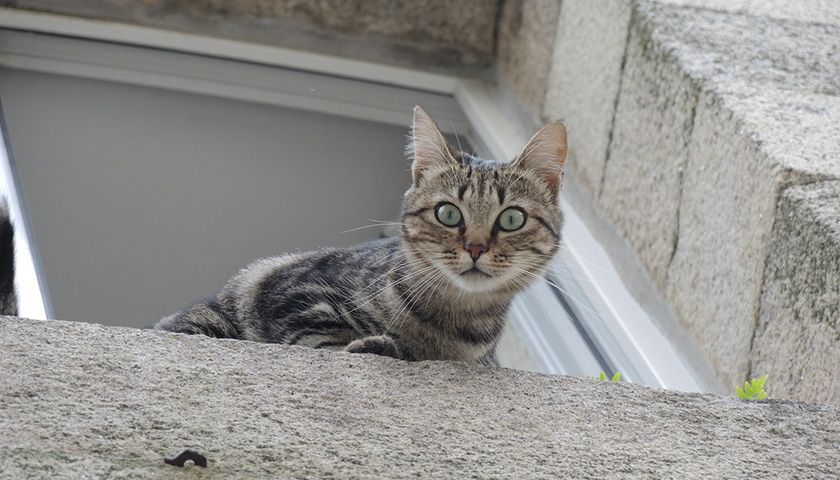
top-left (736, 375), bottom-right (768, 400)
top-left (588, 371), bottom-right (621, 382)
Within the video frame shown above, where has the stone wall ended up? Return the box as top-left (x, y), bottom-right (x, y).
top-left (503, 0), bottom-right (840, 401)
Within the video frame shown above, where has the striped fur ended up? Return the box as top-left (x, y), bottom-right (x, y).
top-left (0, 197), bottom-right (17, 316)
top-left (156, 107), bottom-right (567, 363)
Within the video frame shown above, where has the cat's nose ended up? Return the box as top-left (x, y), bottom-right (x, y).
top-left (465, 243), bottom-right (488, 261)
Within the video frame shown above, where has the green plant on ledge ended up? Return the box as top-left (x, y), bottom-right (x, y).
top-left (736, 375), bottom-right (769, 400)
top-left (588, 371), bottom-right (621, 382)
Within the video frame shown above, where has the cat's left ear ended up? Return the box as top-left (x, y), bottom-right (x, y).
top-left (512, 121), bottom-right (568, 194)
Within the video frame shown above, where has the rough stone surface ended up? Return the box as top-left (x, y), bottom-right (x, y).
top-left (664, 95), bottom-right (783, 389)
top-left (3, 316), bottom-right (840, 479)
top-left (640, 2), bottom-right (840, 180)
top-left (751, 182), bottom-right (840, 404)
top-left (496, 0), bottom-right (561, 115)
top-left (636, 2), bottom-right (840, 389)
top-left (598, 9), bottom-right (697, 291)
top-left (571, 1), bottom-right (840, 390)
top-left (656, 0), bottom-right (840, 26)
top-left (542, 0), bottom-right (632, 201)
top-left (0, 0), bottom-right (499, 72)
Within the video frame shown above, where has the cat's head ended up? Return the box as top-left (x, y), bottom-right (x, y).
top-left (401, 106), bottom-right (567, 296)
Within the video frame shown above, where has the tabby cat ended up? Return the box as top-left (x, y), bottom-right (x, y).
top-left (156, 107), bottom-right (567, 363)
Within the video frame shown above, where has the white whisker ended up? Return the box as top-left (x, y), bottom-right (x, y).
top-left (340, 220), bottom-right (405, 234)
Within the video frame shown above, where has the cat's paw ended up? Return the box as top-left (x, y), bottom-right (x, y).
top-left (345, 335), bottom-right (401, 359)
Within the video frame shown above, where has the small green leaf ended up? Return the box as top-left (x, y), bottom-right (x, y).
top-left (588, 371), bottom-right (622, 382)
top-left (736, 375), bottom-right (769, 400)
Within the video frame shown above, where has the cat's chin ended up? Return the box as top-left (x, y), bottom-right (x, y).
top-left (460, 266), bottom-right (492, 280)
top-left (450, 267), bottom-right (506, 294)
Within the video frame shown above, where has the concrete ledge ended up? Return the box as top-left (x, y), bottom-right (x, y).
top-left (3, 317), bottom-right (840, 478)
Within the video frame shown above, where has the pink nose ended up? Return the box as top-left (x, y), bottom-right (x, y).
top-left (466, 243), bottom-right (488, 261)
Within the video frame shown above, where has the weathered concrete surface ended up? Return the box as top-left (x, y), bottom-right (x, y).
top-left (656, 0), bottom-right (840, 25)
top-left (2, 317), bottom-right (839, 479)
top-left (539, 1), bottom-right (840, 392)
top-left (496, 0), bottom-right (561, 115)
top-left (0, 0), bottom-right (499, 72)
top-left (542, 0), bottom-right (632, 202)
top-left (637, 3), bottom-right (840, 180)
top-left (664, 94), bottom-right (783, 390)
top-left (598, 10), bottom-right (697, 292)
top-left (637, 2), bottom-right (840, 390)
top-left (751, 181), bottom-right (840, 404)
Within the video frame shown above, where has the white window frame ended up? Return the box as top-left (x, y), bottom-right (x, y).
top-left (0, 7), bottom-right (721, 393)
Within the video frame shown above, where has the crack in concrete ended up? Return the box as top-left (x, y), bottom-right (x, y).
top-left (598, 2), bottom-right (635, 203)
top-left (664, 89), bottom-right (701, 277)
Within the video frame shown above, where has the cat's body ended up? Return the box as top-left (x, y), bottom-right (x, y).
top-left (158, 236), bottom-right (507, 362)
top-left (156, 107), bottom-right (567, 363)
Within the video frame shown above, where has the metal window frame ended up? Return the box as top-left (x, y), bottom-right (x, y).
top-left (0, 7), bottom-right (718, 392)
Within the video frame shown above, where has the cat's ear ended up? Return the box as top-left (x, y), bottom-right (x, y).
top-left (409, 106), bottom-right (457, 185)
top-left (511, 121), bottom-right (568, 193)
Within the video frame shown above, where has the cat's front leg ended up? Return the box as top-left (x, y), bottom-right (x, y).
top-left (344, 335), bottom-right (404, 360)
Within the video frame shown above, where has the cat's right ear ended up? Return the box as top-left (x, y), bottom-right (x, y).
top-left (409, 106), bottom-right (457, 186)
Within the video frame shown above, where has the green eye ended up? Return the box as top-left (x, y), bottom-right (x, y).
top-left (498, 207), bottom-right (526, 231)
top-left (435, 203), bottom-right (462, 227)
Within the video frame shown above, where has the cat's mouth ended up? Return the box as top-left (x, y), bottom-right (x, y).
top-left (460, 266), bottom-right (491, 279)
